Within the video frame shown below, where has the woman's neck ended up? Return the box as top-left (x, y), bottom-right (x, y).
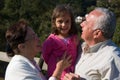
top-left (21, 52), bottom-right (34, 61)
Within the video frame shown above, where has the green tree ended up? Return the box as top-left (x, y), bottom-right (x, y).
top-left (2, 0), bottom-right (116, 51)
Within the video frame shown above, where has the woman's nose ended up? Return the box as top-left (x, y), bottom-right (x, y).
top-left (34, 34), bottom-right (39, 40)
top-left (36, 36), bottom-right (40, 40)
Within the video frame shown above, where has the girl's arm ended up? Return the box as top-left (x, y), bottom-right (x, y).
top-left (49, 53), bottom-right (72, 80)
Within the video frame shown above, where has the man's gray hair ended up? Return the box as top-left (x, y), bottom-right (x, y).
top-left (93, 7), bottom-right (116, 39)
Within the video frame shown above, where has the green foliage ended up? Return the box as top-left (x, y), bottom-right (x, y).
top-left (113, 18), bottom-right (120, 46)
top-left (0, 0), bottom-right (120, 52)
top-left (0, 0), bottom-right (85, 51)
top-left (0, 0), bottom-right (4, 10)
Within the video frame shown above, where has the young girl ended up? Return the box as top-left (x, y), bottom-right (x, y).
top-left (42, 4), bottom-right (79, 80)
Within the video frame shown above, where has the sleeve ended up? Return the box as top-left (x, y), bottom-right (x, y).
top-left (42, 38), bottom-right (53, 64)
top-left (102, 60), bottom-right (120, 80)
top-left (101, 51), bottom-right (120, 80)
top-left (85, 56), bottom-right (120, 80)
top-left (48, 77), bottom-right (57, 80)
top-left (100, 56), bottom-right (120, 80)
top-left (7, 62), bottom-right (43, 80)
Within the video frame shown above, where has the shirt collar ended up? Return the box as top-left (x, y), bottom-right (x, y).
top-left (82, 39), bottom-right (112, 53)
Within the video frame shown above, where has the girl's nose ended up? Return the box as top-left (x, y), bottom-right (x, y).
top-left (62, 22), bottom-right (66, 26)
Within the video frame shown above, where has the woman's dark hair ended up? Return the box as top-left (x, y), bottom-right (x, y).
top-left (5, 20), bottom-right (28, 57)
top-left (51, 4), bottom-right (78, 35)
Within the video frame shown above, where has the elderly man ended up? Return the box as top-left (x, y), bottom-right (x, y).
top-left (64, 7), bottom-right (120, 80)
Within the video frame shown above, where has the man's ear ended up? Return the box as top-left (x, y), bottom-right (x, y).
top-left (93, 29), bottom-right (102, 38)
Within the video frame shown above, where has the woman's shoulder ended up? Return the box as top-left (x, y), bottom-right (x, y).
top-left (8, 55), bottom-right (36, 72)
top-left (9, 55), bottom-right (32, 67)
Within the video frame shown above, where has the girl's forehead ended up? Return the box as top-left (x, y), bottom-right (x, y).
top-left (57, 11), bottom-right (70, 16)
top-left (56, 15), bottom-right (71, 20)
top-left (57, 13), bottom-right (71, 18)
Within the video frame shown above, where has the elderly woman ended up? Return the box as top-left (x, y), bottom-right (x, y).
top-left (5, 20), bottom-right (72, 80)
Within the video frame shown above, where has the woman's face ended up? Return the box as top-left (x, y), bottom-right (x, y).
top-left (24, 27), bottom-right (41, 56)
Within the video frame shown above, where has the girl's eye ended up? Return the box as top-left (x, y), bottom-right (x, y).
top-left (58, 20), bottom-right (63, 24)
top-left (66, 20), bottom-right (70, 23)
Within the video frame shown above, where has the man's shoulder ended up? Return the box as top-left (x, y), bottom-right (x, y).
top-left (105, 41), bottom-right (120, 51)
top-left (102, 41), bottom-right (120, 57)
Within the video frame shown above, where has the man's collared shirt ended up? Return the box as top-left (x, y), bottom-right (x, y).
top-left (75, 40), bottom-right (120, 80)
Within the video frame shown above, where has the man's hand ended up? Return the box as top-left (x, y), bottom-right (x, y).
top-left (64, 72), bottom-right (80, 80)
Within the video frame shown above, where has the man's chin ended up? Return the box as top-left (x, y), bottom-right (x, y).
top-left (81, 35), bottom-right (84, 39)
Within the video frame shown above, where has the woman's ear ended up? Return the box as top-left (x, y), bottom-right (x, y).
top-left (18, 44), bottom-right (25, 50)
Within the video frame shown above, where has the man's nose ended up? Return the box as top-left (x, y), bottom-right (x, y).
top-left (80, 22), bottom-right (84, 28)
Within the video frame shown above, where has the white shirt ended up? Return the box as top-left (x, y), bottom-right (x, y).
top-left (5, 55), bottom-right (46, 80)
top-left (75, 40), bottom-right (120, 80)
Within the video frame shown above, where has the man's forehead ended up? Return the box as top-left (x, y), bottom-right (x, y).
top-left (89, 10), bottom-right (103, 17)
top-left (86, 13), bottom-right (96, 21)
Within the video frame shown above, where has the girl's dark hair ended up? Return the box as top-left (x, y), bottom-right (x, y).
top-left (5, 20), bottom-right (28, 57)
top-left (51, 4), bottom-right (78, 35)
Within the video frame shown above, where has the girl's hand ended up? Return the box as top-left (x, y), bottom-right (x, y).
top-left (51, 52), bottom-right (72, 79)
top-left (56, 53), bottom-right (72, 71)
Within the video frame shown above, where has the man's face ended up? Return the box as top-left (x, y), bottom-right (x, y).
top-left (80, 10), bottom-right (102, 44)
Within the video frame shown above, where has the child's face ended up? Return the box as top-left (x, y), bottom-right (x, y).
top-left (55, 14), bottom-right (71, 37)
